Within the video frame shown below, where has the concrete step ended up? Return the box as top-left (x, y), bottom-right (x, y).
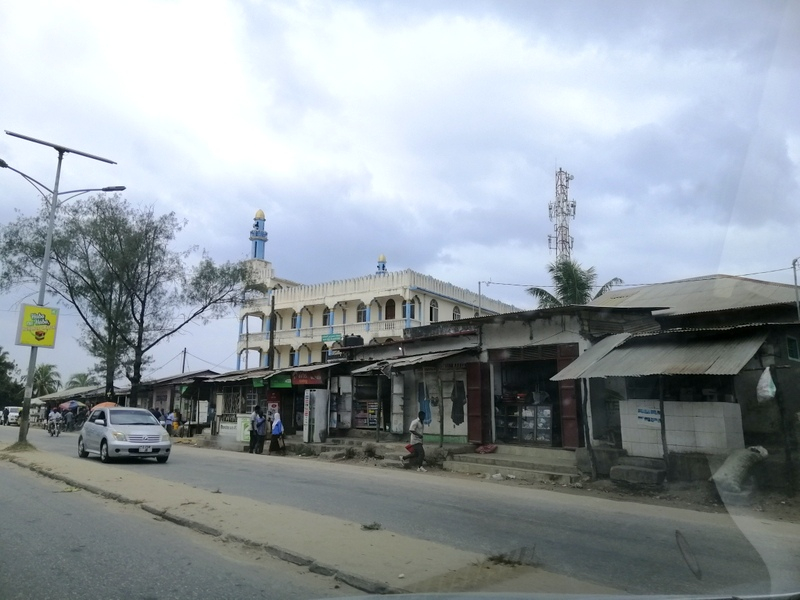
top-left (610, 464), bottom-right (666, 486)
top-left (449, 453), bottom-right (577, 475)
top-left (443, 458), bottom-right (580, 484)
top-left (617, 456), bottom-right (666, 470)
top-left (493, 445), bottom-right (576, 461)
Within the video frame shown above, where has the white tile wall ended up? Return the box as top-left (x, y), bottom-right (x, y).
top-left (621, 400), bottom-right (744, 457)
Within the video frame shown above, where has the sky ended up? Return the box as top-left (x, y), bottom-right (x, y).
top-left (0, 0), bottom-right (798, 385)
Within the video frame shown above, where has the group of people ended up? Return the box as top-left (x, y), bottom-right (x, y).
top-left (40, 405), bottom-right (87, 432)
top-left (149, 407), bottom-right (184, 435)
top-left (248, 406), bottom-right (286, 455)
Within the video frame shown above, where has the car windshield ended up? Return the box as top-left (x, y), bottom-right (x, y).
top-left (109, 411), bottom-right (159, 426)
top-left (0, 2), bottom-right (798, 599)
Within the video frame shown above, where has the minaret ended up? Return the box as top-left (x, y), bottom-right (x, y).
top-left (376, 254), bottom-right (388, 275)
top-left (250, 209), bottom-right (268, 259)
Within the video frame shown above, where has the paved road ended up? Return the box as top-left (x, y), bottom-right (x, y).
top-left (0, 458), bottom-right (357, 600)
top-left (3, 425), bottom-right (783, 596)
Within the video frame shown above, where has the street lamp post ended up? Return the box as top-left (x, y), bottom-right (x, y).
top-left (2, 130), bottom-right (124, 444)
top-left (793, 258), bottom-right (800, 322)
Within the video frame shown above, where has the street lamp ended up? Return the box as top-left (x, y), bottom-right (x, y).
top-left (2, 130), bottom-right (124, 443)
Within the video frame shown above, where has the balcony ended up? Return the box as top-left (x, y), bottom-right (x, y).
top-left (237, 319), bottom-right (421, 347)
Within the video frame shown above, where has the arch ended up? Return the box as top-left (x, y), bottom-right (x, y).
top-left (385, 299), bottom-right (396, 320)
top-left (356, 302), bottom-right (367, 323)
top-left (322, 307), bottom-right (332, 326)
top-left (321, 344), bottom-right (329, 363)
top-left (402, 299), bottom-right (416, 319)
top-left (453, 306), bottom-right (461, 320)
top-left (290, 310), bottom-right (299, 329)
top-left (429, 299), bottom-right (439, 323)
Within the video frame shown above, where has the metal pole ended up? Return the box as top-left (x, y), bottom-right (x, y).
top-left (793, 258), bottom-right (800, 322)
top-left (19, 150), bottom-right (64, 442)
top-left (478, 281), bottom-right (482, 317)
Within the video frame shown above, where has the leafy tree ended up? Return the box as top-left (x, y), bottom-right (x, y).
top-left (0, 195), bottom-right (252, 406)
top-left (527, 259), bottom-right (623, 308)
top-left (65, 372), bottom-right (100, 389)
top-left (0, 347), bottom-right (24, 405)
top-left (24, 363), bottom-right (61, 397)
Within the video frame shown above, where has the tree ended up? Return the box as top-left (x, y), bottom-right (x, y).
top-left (527, 259), bottom-right (623, 308)
top-left (0, 195), bottom-right (252, 405)
top-left (24, 363), bottom-right (61, 397)
top-left (0, 347), bottom-right (24, 405)
top-left (65, 372), bottom-right (100, 389)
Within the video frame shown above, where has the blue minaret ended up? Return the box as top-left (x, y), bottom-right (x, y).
top-left (376, 253), bottom-right (387, 275)
top-left (250, 209), bottom-right (268, 259)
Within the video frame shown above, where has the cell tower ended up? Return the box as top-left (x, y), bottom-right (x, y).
top-left (548, 168), bottom-right (576, 261)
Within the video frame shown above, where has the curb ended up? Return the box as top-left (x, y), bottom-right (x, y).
top-left (6, 455), bottom-right (406, 595)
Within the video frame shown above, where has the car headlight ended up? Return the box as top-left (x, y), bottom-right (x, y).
top-left (161, 431), bottom-right (171, 442)
top-left (112, 431), bottom-right (127, 442)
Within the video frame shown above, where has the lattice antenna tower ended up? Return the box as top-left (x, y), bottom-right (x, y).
top-left (548, 168), bottom-right (576, 261)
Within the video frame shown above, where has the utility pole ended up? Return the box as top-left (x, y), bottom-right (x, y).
top-left (548, 168), bottom-right (576, 261)
top-left (266, 291), bottom-right (276, 370)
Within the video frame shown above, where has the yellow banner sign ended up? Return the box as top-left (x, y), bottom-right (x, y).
top-left (16, 305), bottom-right (59, 348)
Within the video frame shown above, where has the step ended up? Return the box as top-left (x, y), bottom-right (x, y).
top-left (443, 459), bottom-right (580, 484)
top-left (449, 453), bottom-right (578, 475)
top-left (493, 445), bottom-right (576, 461)
top-left (610, 464), bottom-right (666, 486)
top-left (617, 456), bottom-right (666, 470)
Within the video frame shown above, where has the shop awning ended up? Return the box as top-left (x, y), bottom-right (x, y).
top-left (283, 363), bottom-right (336, 373)
top-left (551, 330), bottom-right (767, 381)
top-left (350, 349), bottom-right (474, 375)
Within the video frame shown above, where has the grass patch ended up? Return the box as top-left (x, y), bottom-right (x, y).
top-left (361, 521), bottom-right (382, 531)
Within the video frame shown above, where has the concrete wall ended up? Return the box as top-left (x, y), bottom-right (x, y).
top-left (619, 400), bottom-right (745, 458)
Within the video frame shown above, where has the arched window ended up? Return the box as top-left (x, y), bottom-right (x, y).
top-left (322, 307), bottom-right (332, 326)
top-left (289, 347), bottom-right (297, 366)
top-left (290, 311), bottom-right (298, 329)
top-left (356, 303), bottom-right (367, 323)
top-left (429, 299), bottom-right (439, 322)
top-left (321, 344), bottom-right (329, 363)
top-left (402, 299), bottom-right (415, 319)
top-left (385, 299), bottom-right (396, 320)
top-left (453, 306), bottom-right (461, 320)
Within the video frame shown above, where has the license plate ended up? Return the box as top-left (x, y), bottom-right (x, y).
top-left (139, 445), bottom-right (152, 453)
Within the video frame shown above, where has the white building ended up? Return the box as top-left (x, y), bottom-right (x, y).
top-left (236, 210), bottom-right (518, 369)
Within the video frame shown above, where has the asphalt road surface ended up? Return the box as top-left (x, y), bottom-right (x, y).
top-left (2, 424), bottom-right (783, 596)
top-left (0, 458), bottom-right (357, 600)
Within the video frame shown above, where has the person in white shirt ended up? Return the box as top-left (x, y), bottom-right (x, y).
top-left (400, 411), bottom-right (427, 472)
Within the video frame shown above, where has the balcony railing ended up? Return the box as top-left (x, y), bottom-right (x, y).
top-left (237, 319), bottom-right (421, 346)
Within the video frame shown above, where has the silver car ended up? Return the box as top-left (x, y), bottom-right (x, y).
top-left (78, 407), bottom-right (171, 463)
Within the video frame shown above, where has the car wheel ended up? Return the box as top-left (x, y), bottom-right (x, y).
top-left (100, 440), bottom-right (111, 463)
top-left (156, 455), bottom-right (169, 464)
top-left (77, 437), bottom-right (89, 458)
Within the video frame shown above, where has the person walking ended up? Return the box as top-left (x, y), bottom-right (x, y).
top-left (2, 406), bottom-right (8, 426)
top-left (248, 405), bottom-right (261, 454)
top-left (268, 411), bottom-right (286, 456)
top-left (254, 407), bottom-right (267, 454)
top-left (400, 411), bottom-right (427, 472)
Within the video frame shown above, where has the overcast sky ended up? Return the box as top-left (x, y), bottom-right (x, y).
top-left (0, 0), bottom-right (798, 384)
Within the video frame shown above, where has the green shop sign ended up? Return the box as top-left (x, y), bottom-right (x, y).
top-left (270, 373), bottom-right (292, 388)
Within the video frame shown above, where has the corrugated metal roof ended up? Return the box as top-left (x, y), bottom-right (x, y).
top-left (35, 386), bottom-right (106, 401)
top-left (551, 330), bottom-right (767, 380)
top-left (351, 349), bottom-right (472, 375)
top-left (589, 274), bottom-right (795, 316)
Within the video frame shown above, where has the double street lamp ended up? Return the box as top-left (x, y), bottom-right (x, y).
top-left (1, 130), bottom-right (125, 443)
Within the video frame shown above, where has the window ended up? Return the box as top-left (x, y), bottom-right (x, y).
top-left (322, 307), bottom-right (331, 326)
top-left (402, 299), bottom-right (415, 319)
top-left (357, 302), bottom-right (367, 323)
top-left (321, 344), bottom-right (329, 363)
top-left (289, 347), bottom-right (297, 366)
top-left (429, 299), bottom-right (439, 322)
top-left (385, 299), bottom-right (396, 320)
top-left (453, 306), bottom-right (461, 320)
top-left (290, 311), bottom-right (298, 329)
top-left (788, 336), bottom-right (800, 361)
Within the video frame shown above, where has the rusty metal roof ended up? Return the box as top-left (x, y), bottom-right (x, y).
top-left (551, 329), bottom-right (767, 380)
top-left (589, 274), bottom-right (795, 316)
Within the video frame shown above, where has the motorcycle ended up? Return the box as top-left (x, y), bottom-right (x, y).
top-left (48, 419), bottom-right (61, 437)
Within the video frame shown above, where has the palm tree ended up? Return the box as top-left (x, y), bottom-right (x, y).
top-left (527, 259), bottom-right (623, 308)
top-left (23, 363), bottom-right (62, 397)
top-left (66, 372), bottom-right (100, 389)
